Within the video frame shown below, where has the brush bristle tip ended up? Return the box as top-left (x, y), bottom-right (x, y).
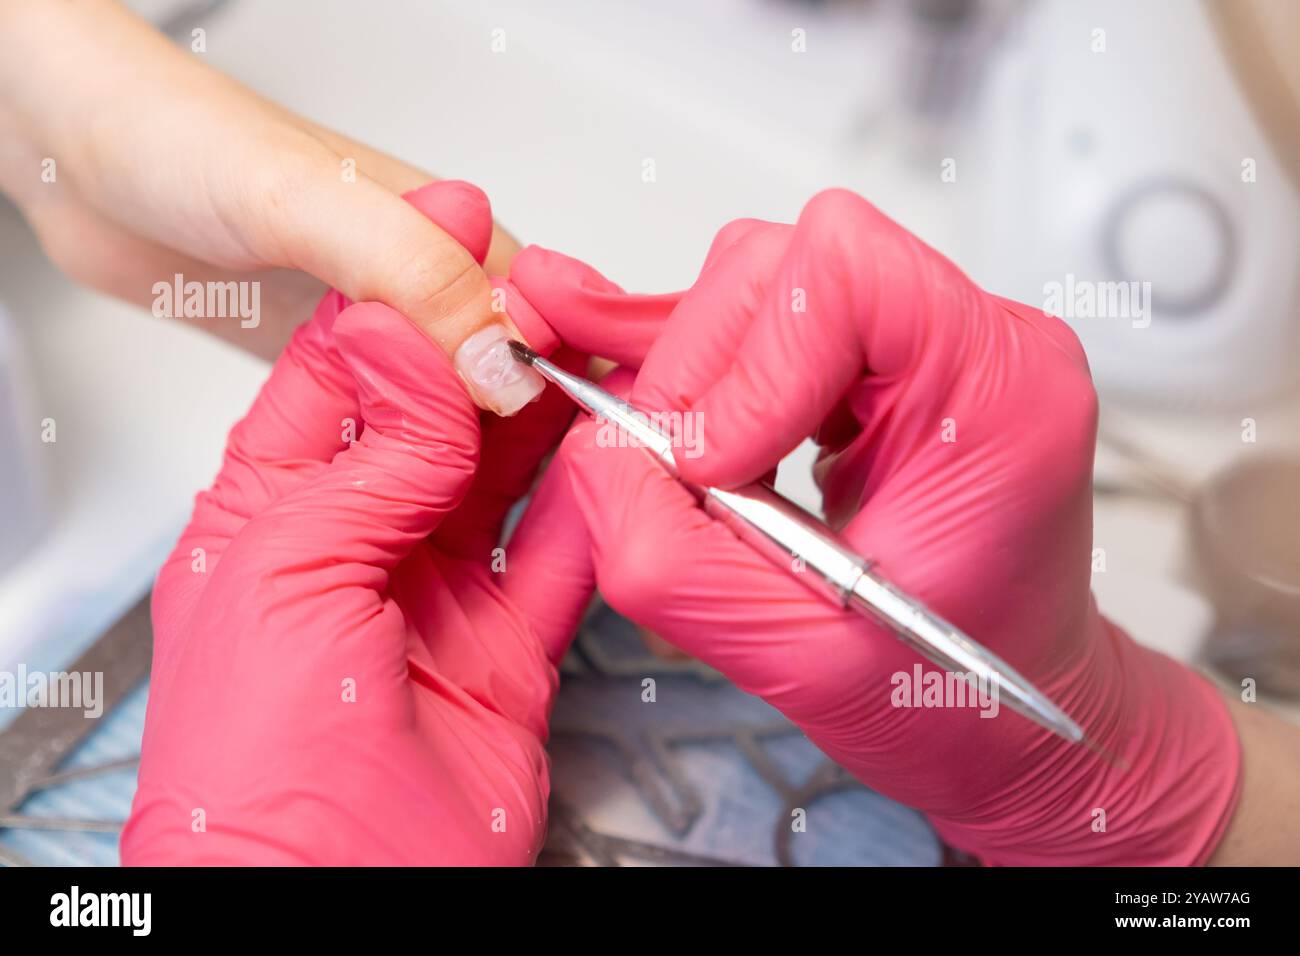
top-left (506, 339), bottom-right (536, 364)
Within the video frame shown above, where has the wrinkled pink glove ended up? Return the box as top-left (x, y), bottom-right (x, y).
top-left (122, 181), bottom-right (585, 865)
top-left (504, 189), bottom-right (1242, 865)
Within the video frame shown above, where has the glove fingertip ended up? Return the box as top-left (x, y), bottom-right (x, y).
top-left (491, 276), bottom-right (559, 354)
top-left (510, 245), bottom-right (626, 298)
top-left (401, 180), bottom-right (494, 264)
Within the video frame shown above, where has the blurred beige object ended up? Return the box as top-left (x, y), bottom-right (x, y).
top-left (1191, 457), bottom-right (1300, 698)
top-left (1208, 0), bottom-right (1300, 193)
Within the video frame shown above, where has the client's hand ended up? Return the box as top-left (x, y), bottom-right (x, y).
top-left (121, 182), bottom-right (579, 865)
top-left (0, 0), bottom-right (536, 414)
top-left (504, 189), bottom-right (1243, 865)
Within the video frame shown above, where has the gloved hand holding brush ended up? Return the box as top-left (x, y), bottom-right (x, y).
top-left (502, 189), bottom-right (1290, 865)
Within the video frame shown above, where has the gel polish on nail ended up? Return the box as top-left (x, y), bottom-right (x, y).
top-left (454, 324), bottom-right (545, 416)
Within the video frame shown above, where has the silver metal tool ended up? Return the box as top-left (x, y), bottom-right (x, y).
top-left (509, 341), bottom-right (1084, 745)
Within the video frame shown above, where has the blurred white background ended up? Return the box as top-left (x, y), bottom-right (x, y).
top-left (2, 0), bottom-right (1299, 694)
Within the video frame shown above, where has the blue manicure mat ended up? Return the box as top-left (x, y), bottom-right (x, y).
top-left (1, 599), bottom-right (943, 867)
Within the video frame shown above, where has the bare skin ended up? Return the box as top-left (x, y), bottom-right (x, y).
top-left (1208, 697), bottom-right (1300, 864)
top-left (0, 0), bottom-right (520, 361)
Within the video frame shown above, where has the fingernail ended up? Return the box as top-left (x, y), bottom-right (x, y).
top-left (454, 324), bottom-right (545, 416)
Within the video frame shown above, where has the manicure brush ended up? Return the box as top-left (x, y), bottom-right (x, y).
top-left (508, 341), bottom-right (1084, 745)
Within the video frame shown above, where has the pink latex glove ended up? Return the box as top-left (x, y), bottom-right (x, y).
top-left (121, 181), bottom-right (586, 865)
top-left (505, 189), bottom-right (1242, 865)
